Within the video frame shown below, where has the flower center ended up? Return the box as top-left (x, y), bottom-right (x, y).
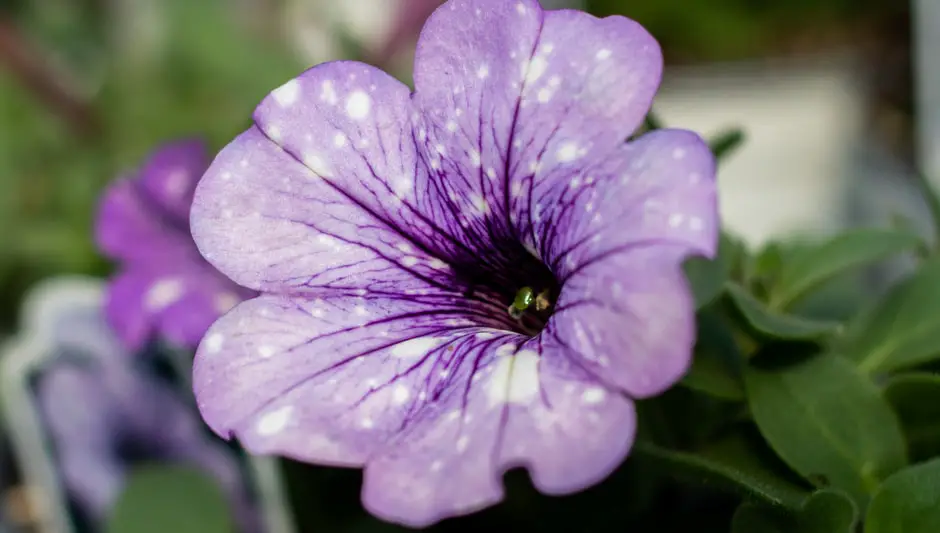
top-left (507, 285), bottom-right (555, 336)
top-left (450, 240), bottom-right (559, 336)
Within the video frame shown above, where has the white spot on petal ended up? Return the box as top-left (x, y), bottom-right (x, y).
top-left (557, 142), bottom-right (579, 162)
top-left (402, 256), bottom-right (419, 267)
top-left (392, 385), bottom-right (410, 404)
top-left (487, 349), bottom-right (541, 405)
top-left (391, 337), bottom-right (442, 359)
top-left (470, 194), bottom-right (489, 214)
top-left (456, 435), bottom-right (469, 452)
top-left (596, 49), bottom-right (612, 60)
top-left (495, 344), bottom-right (516, 357)
top-left (258, 345), bottom-right (276, 358)
top-left (303, 152), bottom-right (331, 177)
top-left (470, 149), bottom-right (482, 168)
top-left (257, 406), bottom-right (293, 436)
top-left (165, 169), bottom-right (188, 197)
top-left (272, 79), bottom-right (300, 107)
top-left (321, 80), bottom-right (338, 104)
top-left (582, 386), bottom-right (606, 404)
top-left (145, 278), bottom-right (183, 311)
top-left (477, 64), bottom-right (489, 79)
top-left (204, 333), bottom-right (224, 354)
top-left (333, 132), bottom-right (347, 147)
top-left (524, 57), bottom-right (548, 85)
top-left (346, 91), bottom-right (371, 119)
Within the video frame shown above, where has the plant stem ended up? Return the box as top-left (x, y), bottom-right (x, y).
top-left (913, 172), bottom-right (940, 252)
top-left (0, 18), bottom-right (101, 138)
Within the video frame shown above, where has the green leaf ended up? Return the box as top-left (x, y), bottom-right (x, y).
top-left (709, 128), bottom-right (745, 160)
top-left (747, 241), bottom-right (786, 287)
top-left (866, 458), bottom-right (940, 533)
top-left (767, 228), bottom-right (922, 310)
top-left (731, 490), bottom-right (858, 533)
top-left (635, 429), bottom-right (808, 509)
top-left (731, 502), bottom-right (792, 533)
top-left (799, 489), bottom-right (860, 532)
top-left (745, 353), bottom-right (908, 506)
top-left (682, 348), bottom-right (745, 400)
top-left (684, 233), bottom-right (741, 310)
top-left (726, 282), bottom-right (839, 340)
top-left (883, 373), bottom-right (940, 461)
top-left (682, 310), bottom-right (745, 400)
top-left (105, 464), bottom-right (233, 533)
top-left (839, 257), bottom-right (940, 374)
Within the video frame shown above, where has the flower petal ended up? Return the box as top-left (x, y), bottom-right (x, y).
top-left (105, 264), bottom-right (244, 351)
top-left (538, 129), bottom-right (719, 273)
top-left (95, 178), bottom-right (195, 264)
top-left (362, 346), bottom-right (635, 528)
top-left (547, 245), bottom-right (698, 398)
top-left (194, 294), bottom-right (634, 528)
top-left (192, 120), bottom-right (450, 294)
top-left (528, 130), bottom-right (717, 397)
top-left (105, 268), bottom-right (161, 351)
top-left (193, 292), bottom-right (508, 464)
top-left (137, 138), bottom-right (208, 223)
top-left (411, 0), bottom-right (661, 232)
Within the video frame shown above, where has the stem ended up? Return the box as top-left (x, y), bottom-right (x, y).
top-left (914, 172), bottom-right (940, 251)
top-left (0, 18), bottom-right (101, 138)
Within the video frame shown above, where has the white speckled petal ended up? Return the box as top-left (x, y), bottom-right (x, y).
top-left (194, 293), bottom-right (511, 464)
top-left (532, 130), bottom-right (717, 397)
top-left (411, 0), bottom-right (662, 246)
top-left (362, 347), bottom-right (635, 528)
top-left (194, 294), bottom-right (635, 528)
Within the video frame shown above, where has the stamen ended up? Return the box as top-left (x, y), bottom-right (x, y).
top-left (511, 286), bottom-right (535, 313)
top-left (507, 285), bottom-right (555, 334)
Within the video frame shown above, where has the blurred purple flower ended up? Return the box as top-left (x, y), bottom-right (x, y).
top-left (35, 305), bottom-right (263, 533)
top-left (190, 0), bottom-right (717, 527)
top-left (95, 139), bottom-right (256, 351)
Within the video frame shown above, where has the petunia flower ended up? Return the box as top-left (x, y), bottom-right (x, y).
top-left (31, 289), bottom-right (263, 532)
top-left (191, 0), bottom-right (718, 527)
top-left (95, 139), bottom-right (256, 351)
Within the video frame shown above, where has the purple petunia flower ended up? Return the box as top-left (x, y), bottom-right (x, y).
top-left (95, 139), bottom-right (256, 351)
top-left (191, 0), bottom-right (718, 527)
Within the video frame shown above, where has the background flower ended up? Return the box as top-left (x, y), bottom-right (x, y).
top-left (94, 139), bottom-right (256, 351)
top-left (190, 0), bottom-right (717, 527)
top-left (31, 291), bottom-right (263, 532)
